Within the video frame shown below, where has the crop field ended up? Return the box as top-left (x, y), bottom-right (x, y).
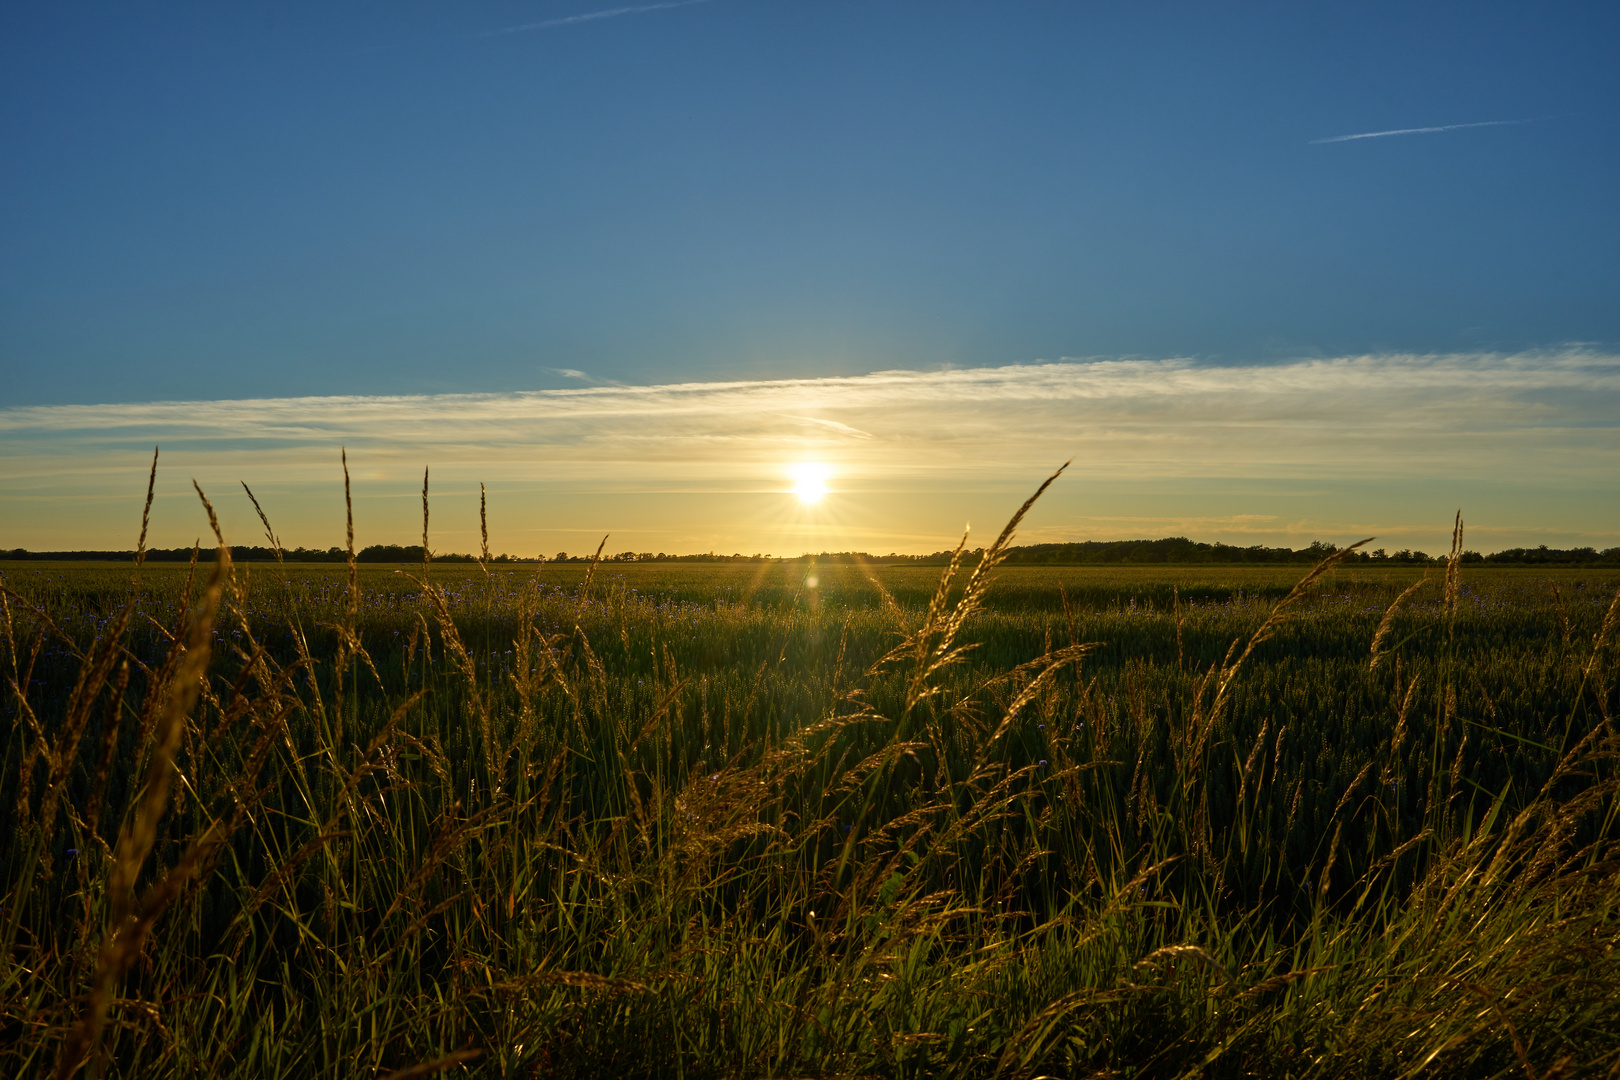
top-left (3, 498), bottom-right (1619, 1077)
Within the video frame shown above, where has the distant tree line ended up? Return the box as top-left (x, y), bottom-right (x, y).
top-left (999, 539), bottom-right (1619, 567)
top-left (0, 545), bottom-right (531, 564)
top-left (1470, 545), bottom-right (1620, 566)
top-left (5, 539), bottom-right (1618, 567)
top-left (1002, 538), bottom-right (1343, 565)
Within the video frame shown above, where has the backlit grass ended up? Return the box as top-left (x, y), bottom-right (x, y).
top-left (2, 466), bottom-right (1617, 1078)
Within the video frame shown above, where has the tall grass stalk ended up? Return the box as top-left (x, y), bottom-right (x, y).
top-left (0, 461), bottom-right (1616, 1078)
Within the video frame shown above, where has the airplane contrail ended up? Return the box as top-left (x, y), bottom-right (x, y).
top-left (1310, 118), bottom-right (1530, 145)
top-left (475, 0), bottom-right (719, 37)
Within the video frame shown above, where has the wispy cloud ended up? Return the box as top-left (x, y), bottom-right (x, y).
top-left (5, 350), bottom-right (1615, 477)
top-left (3, 352), bottom-right (1615, 553)
top-left (1310, 119), bottom-right (1530, 145)
top-left (550, 368), bottom-right (591, 380)
top-left (475, 0), bottom-right (718, 38)
top-left (780, 415), bottom-right (878, 440)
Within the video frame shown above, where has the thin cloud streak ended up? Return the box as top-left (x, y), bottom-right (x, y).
top-left (3, 351), bottom-right (1615, 480)
top-left (1311, 119), bottom-right (1530, 144)
top-left (780, 415), bottom-right (878, 440)
top-left (475, 0), bottom-right (718, 37)
top-left (2, 352), bottom-right (1615, 553)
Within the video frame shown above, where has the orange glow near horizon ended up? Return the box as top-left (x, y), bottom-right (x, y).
top-left (2, 356), bottom-right (1616, 556)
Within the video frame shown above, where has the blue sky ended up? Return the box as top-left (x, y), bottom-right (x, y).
top-left (2, 2), bottom-right (1617, 554)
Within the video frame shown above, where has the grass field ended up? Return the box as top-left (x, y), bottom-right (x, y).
top-left (3, 486), bottom-right (1618, 1077)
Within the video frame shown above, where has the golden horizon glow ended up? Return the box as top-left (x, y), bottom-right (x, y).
top-left (2, 355), bottom-right (1617, 555)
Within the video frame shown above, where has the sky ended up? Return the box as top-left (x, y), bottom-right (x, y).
top-left (2, 1), bottom-right (1617, 557)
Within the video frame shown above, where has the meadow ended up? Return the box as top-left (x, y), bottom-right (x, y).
top-left (2, 477), bottom-right (1618, 1078)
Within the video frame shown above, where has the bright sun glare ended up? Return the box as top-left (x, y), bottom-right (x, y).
top-left (790, 463), bottom-right (830, 504)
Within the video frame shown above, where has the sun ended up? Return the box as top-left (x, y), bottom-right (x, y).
top-left (789, 462), bottom-right (830, 504)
